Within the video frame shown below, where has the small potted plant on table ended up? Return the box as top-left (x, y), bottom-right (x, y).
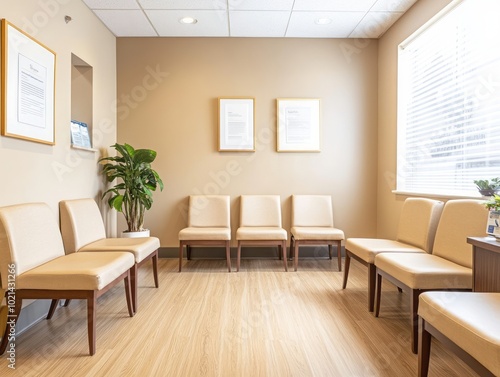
top-left (474, 178), bottom-right (500, 197)
top-left (100, 143), bottom-right (164, 237)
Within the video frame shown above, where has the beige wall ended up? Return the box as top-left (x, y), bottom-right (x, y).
top-left (117, 38), bottom-right (379, 247)
top-left (0, 0), bottom-right (117, 232)
top-left (377, 0), bottom-right (453, 238)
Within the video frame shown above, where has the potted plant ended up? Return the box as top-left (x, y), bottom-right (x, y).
top-left (100, 143), bottom-right (164, 237)
top-left (485, 194), bottom-right (500, 211)
top-left (474, 178), bottom-right (500, 197)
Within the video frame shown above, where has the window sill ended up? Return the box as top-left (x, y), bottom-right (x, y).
top-left (392, 190), bottom-right (486, 201)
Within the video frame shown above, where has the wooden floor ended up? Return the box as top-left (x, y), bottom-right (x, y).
top-left (0, 258), bottom-right (478, 376)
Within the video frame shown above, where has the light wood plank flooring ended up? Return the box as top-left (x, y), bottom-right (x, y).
top-left (0, 258), bottom-right (478, 376)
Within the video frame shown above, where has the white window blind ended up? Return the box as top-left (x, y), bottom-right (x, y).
top-left (397, 0), bottom-right (500, 197)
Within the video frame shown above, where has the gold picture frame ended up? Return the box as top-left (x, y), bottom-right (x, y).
top-left (277, 98), bottom-right (320, 152)
top-left (218, 97), bottom-right (255, 152)
top-left (1, 19), bottom-right (56, 145)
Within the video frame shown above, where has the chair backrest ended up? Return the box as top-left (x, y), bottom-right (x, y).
top-left (240, 195), bottom-right (282, 227)
top-left (60, 198), bottom-right (107, 254)
top-left (291, 195), bottom-right (334, 227)
top-left (0, 203), bottom-right (65, 287)
top-left (432, 199), bottom-right (488, 268)
top-left (396, 198), bottom-right (445, 253)
top-left (188, 195), bottom-right (230, 228)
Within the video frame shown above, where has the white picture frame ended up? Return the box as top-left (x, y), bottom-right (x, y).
top-left (277, 98), bottom-right (320, 152)
top-left (218, 97), bottom-right (255, 152)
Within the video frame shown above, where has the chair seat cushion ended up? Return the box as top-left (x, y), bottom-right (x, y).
top-left (17, 252), bottom-right (135, 291)
top-left (346, 238), bottom-right (425, 264)
top-left (236, 227), bottom-right (287, 241)
top-left (375, 253), bottom-right (472, 289)
top-left (291, 227), bottom-right (344, 241)
top-left (178, 227), bottom-right (231, 241)
top-left (80, 237), bottom-right (160, 263)
top-left (419, 291), bottom-right (500, 376)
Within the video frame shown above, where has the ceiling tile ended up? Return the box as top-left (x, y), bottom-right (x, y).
top-left (83, 0), bottom-right (140, 9)
top-left (145, 10), bottom-right (229, 37)
top-left (350, 11), bottom-right (403, 38)
top-left (139, 0), bottom-right (227, 10)
top-left (229, 0), bottom-right (294, 11)
top-left (293, 0), bottom-right (377, 12)
top-left (82, 0), bottom-right (414, 37)
top-left (371, 0), bottom-right (418, 12)
top-left (229, 11), bottom-right (290, 37)
top-left (93, 10), bottom-right (157, 36)
top-left (286, 12), bottom-right (365, 38)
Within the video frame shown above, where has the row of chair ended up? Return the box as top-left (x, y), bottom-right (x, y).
top-left (178, 195), bottom-right (345, 273)
top-left (341, 198), bottom-right (499, 375)
top-left (0, 199), bottom-right (160, 355)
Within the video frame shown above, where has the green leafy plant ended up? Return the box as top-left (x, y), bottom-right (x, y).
top-left (474, 178), bottom-right (500, 196)
top-left (100, 143), bottom-right (164, 232)
top-left (485, 194), bottom-right (500, 211)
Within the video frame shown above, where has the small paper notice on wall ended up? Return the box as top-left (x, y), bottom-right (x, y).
top-left (70, 120), bottom-right (91, 148)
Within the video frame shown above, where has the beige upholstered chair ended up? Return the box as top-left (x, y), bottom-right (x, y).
top-left (290, 195), bottom-right (345, 272)
top-left (418, 291), bottom-right (500, 377)
top-left (374, 199), bottom-right (488, 353)
top-left (178, 195), bottom-right (231, 272)
top-left (0, 203), bottom-right (135, 356)
top-left (236, 195), bottom-right (288, 272)
top-left (343, 198), bottom-right (444, 312)
top-left (60, 198), bottom-right (160, 312)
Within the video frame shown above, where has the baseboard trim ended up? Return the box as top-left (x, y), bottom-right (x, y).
top-left (14, 300), bottom-right (52, 336)
top-left (159, 245), bottom-right (345, 259)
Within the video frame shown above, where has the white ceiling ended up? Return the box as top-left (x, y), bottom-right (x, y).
top-left (82, 0), bottom-right (418, 38)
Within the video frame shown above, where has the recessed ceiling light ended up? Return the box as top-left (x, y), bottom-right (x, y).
top-left (179, 17), bottom-right (197, 25)
top-left (315, 18), bottom-right (332, 25)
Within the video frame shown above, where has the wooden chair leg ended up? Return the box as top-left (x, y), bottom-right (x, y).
top-left (225, 241), bottom-right (231, 273)
top-left (368, 263), bottom-right (376, 312)
top-left (282, 241), bottom-right (288, 272)
top-left (237, 242), bottom-right (242, 272)
top-left (124, 270), bottom-right (134, 318)
top-left (336, 241), bottom-right (342, 272)
top-left (187, 245), bottom-right (191, 260)
top-left (374, 271), bottom-right (382, 317)
top-left (328, 244), bottom-right (333, 260)
top-left (47, 299), bottom-right (59, 319)
top-left (87, 292), bottom-right (97, 356)
top-left (0, 295), bottom-right (22, 355)
top-left (410, 289), bottom-right (421, 354)
top-left (152, 250), bottom-right (159, 288)
top-left (179, 242), bottom-right (184, 272)
top-left (418, 317), bottom-right (431, 377)
top-left (63, 299), bottom-right (71, 307)
top-left (130, 263), bottom-right (138, 313)
top-left (294, 241), bottom-right (299, 272)
top-left (342, 251), bottom-right (351, 289)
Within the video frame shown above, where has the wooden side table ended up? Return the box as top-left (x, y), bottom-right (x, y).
top-left (467, 236), bottom-right (500, 292)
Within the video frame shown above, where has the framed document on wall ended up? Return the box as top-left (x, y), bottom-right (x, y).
top-left (218, 97), bottom-right (255, 152)
top-left (277, 98), bottom-right (320, 152)
top-left (1, 19), bottom-right (56, 145)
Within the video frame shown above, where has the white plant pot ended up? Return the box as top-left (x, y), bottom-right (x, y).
top-left (121, 229), bottom-right (150, 238)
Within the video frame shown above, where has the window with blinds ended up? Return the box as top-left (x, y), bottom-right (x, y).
top-left (396, 0), bottom-right (500, 197)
